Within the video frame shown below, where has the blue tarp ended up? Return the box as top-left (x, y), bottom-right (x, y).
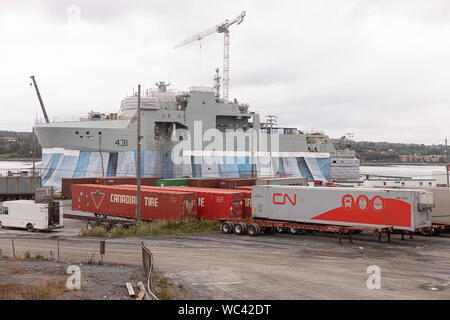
top-left (296, 157), bottom-right (314, 181)
top-left (316, 158), bottom-right (330, 181)
top-left (116, 151), bottom-right (136, 176)
top-left (237, 156), bottom-right (253, 177)
top-left (282, 157), bottom-right (302, 177)
top-left (40, 149), bottom-right (332, 188)
top-left (73, 152), bottom-right (91, 178)
top-left (45, 153), bottom-right (79, 190)
top-left (191, 156), bottom-right (202, 177)
top-left (106, 153), bottom-right (118, 176)
top-left (219, 157), bottom-right (240, 178)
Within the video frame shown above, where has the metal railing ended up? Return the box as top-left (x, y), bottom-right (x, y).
top-left (141, 242), bottom-right (158, 300)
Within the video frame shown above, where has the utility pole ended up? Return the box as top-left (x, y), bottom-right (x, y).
top-left (136, 85), bottom-right (142, 222)
top-left (446, 137), bottom-right (449, 187)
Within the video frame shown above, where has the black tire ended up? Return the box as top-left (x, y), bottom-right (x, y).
top-left (114, 224), bottom-right (123, 230)
top-left (26, 223), bottom-right (34, 232)
top-left (289, 227), bottom-right (299, 235)
top-left (234, 223), bottom-right (246, 235)
top-left (276, 226), bottom-right (285, 233)
top-left (86, 221), bottom-right (96, 231)
top-left (247, 224), bottom-right (260, 236)
top-left (262, 227), bottom-right (274, 234)
top-left (221, 222), bottom-right (233, 234)
top-left (101, 222), bottom-right (111, 231)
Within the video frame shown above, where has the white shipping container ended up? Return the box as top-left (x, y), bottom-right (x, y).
top-left (252, 186), bottom-right (432, 231)
top-left (255, 177), bottom-right (308, 186)
top-left (0, 200), bottom-right (64, 231)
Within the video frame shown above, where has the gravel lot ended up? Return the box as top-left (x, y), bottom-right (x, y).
top-left (1, 224), bottom-right (450, 299)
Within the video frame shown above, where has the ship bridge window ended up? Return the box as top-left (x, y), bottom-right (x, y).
top-left (154, 122), bottom-right (187, 141)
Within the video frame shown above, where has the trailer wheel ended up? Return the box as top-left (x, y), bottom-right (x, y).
top-left (114, 224), bottom-right (123, 230)
top-left (276, 226), bottom-right (285, 233)
top-left (86, 221), bottom-right (96, 231)
top-left (101, 222), bottom-right (111, 231)
top-left (221, 222), bottom-right (234, 234)
top-left (420, 227), bottom-right (438, 236)
top-left (262, 227), bottom-right (274, 234)
top-left (247, 224), bottom-right (260, 236)
top-left (289, 227), bottom-right (299, 235)
top-left (26, 224), bottom-right (34, 232)
top-left (234, 223), bottom-right (247, 235)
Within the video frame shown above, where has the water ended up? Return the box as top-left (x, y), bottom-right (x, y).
top-left (360, 165), bottom-right (446, 179)
top-left (0, 160), bottom-right (445, 179)
top-left (0, 160), bottom-right (34, 175)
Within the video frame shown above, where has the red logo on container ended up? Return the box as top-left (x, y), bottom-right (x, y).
top-left (90, 190), bottom-right (105, 209)
top-left (273, 193), bottom-right (296, 205)
top-left (356, 195), bottom-right (369, 212)
top-left (341, 195), bottom-right (355, 210)
top-left (371, 196), bottom-right (384, 212)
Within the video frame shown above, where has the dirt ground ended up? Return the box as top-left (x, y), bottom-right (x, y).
top-left (2, 230), bottom-right (450, 299)
top-left (2, 203), bottom-right (450, 300)
top-left (0, 257), bottom-right (191, 300)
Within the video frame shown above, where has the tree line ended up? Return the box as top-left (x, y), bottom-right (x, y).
top-left (0, 131), bottom-right (42, 159)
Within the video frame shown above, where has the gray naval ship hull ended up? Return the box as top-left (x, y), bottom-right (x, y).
top-left (34, 84), bottom-right (359, 190)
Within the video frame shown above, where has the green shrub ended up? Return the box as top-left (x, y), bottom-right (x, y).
top-left (80, 220), bottom-right (220, 238)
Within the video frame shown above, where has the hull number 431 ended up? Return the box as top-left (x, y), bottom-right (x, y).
top-left (115, 139), bottom-right (129, 147)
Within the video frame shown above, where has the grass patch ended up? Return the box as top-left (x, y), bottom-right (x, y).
top-left (80, 220), bottom-right (220, 238)
top-left (152, 274), bottom-right (193, 300)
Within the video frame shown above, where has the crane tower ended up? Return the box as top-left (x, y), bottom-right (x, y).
top-left (174, 11), bottom-right (246, 100)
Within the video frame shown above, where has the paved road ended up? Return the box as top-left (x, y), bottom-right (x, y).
top-left (1, 229), bottom-right (450, 299)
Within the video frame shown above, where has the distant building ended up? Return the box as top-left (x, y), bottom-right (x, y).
top-left (398, 154), bottom-right (443, 163)
top-left (0, 137), bottom-right (18, 143)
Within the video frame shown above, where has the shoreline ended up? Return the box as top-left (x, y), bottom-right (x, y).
top-left (360, 162), bottom-right (445, 166)
top-left (0, 158), bottom-right (40, 161)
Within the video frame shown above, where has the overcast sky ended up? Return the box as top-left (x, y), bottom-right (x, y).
top-left (1, 0), bottom-right (449, 144)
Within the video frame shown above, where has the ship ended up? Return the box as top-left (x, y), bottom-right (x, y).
top-left (33, 80), bottom-right (359, 190)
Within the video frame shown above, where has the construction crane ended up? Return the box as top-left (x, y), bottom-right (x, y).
top-left (30, 75), bottom-right (50, 123)
top-left (174, 11), bottom-right (246, 101)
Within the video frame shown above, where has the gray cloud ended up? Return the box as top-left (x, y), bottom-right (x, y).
top-left (0, 0), bottom-right (449, 144)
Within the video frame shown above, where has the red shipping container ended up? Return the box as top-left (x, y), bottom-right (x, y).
top-left (236, 186), bottom-right (253, 190)
top-left (94, 177), bottom-right (161, 186)
top-left (125, 185), bottom-right (244, 221)
top-left (72, 184), bottom-right (197, 221)
top-left (240, 190), bottom-right (252, 219)
top-left (62, 176), bottom-right (161, 198)
top-left (219, 178), bottom-right (258, 189)
top-left (62, 177), bottom-right (97, 198)
top-left (188, 178), bottom-right (221, 188)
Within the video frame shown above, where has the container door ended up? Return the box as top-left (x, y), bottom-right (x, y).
top-left (48, 201), bottom-right (60, 225)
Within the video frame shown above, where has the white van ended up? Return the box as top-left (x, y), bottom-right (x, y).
top-left (0, 200), bottom-right (64, 232)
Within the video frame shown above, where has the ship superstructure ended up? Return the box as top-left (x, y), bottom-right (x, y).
top-left (34, 81), bottom-right (359, 190)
